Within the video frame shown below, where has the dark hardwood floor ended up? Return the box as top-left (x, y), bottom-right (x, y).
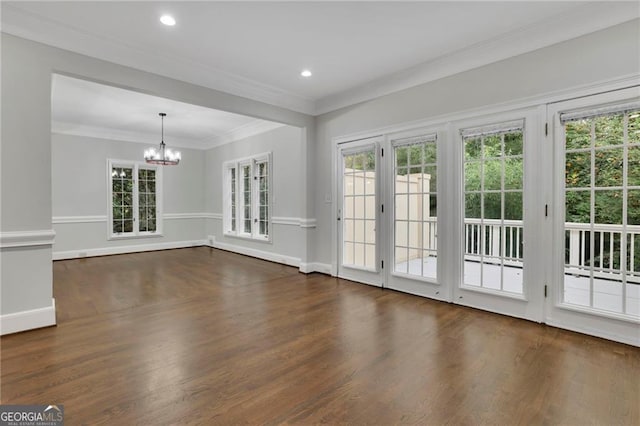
top-left (1, 247), bottom-right (639, 424)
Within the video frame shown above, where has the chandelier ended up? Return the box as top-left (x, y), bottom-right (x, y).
top-left (144, 112), bottom-right (181, 165)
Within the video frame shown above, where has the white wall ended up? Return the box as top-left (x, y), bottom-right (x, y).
top-left (1, 33), bottom-right (56, 334)
top-left (51, 125), bottom-right (308, 264)
top-left (313, 19), bottom-right (640, 266)
top-left (205, 125), bottom-right (308, 265)
top-left (51, 133), bottom-right (206, 258)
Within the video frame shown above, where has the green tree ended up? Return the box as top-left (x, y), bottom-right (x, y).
top-left (464, 133), bottom-right (523, 220)
top-left (565, 113), bottom-right (637, 225)
top-left (564, 112), bottom-right (640, 269)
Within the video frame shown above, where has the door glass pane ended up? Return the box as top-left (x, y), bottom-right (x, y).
top-left (392, 136), bottom-right (437, 280)
top-left (342, 149), bottom-right (376, 269)
top-left (563, 110), bottom-right (640, 318)
top-left (463, 128), bottom-right (524, 295)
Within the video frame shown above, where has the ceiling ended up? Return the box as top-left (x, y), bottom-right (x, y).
top-left (52, 74), bottom-right (284, 149)
top-left (3, 2), bottom-right (639, 115)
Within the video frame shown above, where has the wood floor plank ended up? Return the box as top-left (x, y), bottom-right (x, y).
top-left (1, 247), bottom-right (638, 425)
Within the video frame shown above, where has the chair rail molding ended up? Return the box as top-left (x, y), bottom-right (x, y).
top-left (163, 213), bottom-right (210, 220)
top-left (0, 229), bottom-right (56, 248)
top-left (300, 218), bottom-right (317, 229)
top-left (53, 213), bottom-right (213, 224)
top-left (272, 217), bottom-right (318, 228)
top-left (212, 214), bottom-right (316, 228)
top-left (53, 215), bottom-right (107, 224)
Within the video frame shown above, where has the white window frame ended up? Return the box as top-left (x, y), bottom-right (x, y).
top-left (549, 87), bottom-right (640, 324)
top-left (222, 152), bottom-right (272, 242)
top-left (107, 159), bottom-right (163, 240)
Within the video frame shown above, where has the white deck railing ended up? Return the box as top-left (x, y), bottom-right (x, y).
top-left (464, 219), bottom-right (523, 267)
top-left (564, 222), bottom-right (640, 282)
top-left (462, 219), bottom-right (640, 282)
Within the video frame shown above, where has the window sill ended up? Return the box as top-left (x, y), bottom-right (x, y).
top-left (108, 233), bottom-right (164, 241)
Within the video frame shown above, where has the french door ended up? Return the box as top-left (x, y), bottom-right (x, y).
top-left (547, 87), bottom-right (640, 345)
top-left (337, 137), bottom-right (383, 286)
top-left (453, 109), bottom-right (544, 322)
top-left (337, 129), bottom-right (448, 297)
top-left (336, 112), bottom-right (544, 321)
top-left (384, 128), bottom-right (449, 301)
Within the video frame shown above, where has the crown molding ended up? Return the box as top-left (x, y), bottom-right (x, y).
top-left (315, 4), bottom-right (640, 115)
top-left (202, 120), bottom-right (286, 149)
top-left (52, 118), bottom-right (285, 150)
top-left (51, 121), bottom-right (204, 149)
top-left (1, 3), bottom-right (316, 115)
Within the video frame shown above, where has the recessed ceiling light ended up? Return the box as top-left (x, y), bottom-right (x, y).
top-left (300, 70), bottom-right (312, 78)
top-left (160, 15), bottom-right (176, 26)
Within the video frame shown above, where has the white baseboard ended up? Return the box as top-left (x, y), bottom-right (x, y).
top-left (299, 262), bottom-right (333, 275)
top-left (1, 299), bottom-right (56, 335)
top-left (207, 236), bottom-right (300, 268)
top-left (53, 240), bottom-right (208, 260)
top-left (545, 319), bottom-right (640, 347)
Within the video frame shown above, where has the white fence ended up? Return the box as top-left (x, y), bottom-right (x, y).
top-left (464, 219), bottom-right (523, 266)
top-left (345, 166), bottom-right (639, 281)
top-left (565, 222), bottom-right (640, 282)
top-left (463, 219), bottom-right (640, 283)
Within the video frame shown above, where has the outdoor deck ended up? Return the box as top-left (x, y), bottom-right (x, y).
top-left (399, 258), bottom-right (640, 317)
